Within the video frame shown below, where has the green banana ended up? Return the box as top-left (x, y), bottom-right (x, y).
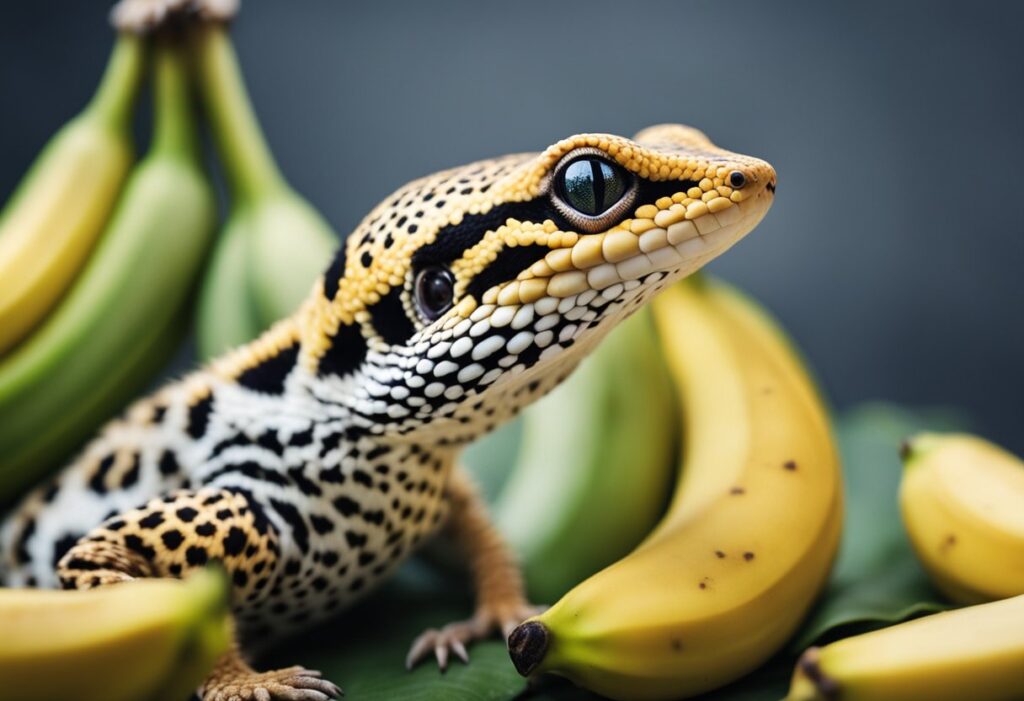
top-left (0, 568), bottom-right (230, 701)
top-left (0, 34), bottom-right (144, 356)
top-left (192, 22), bottom-right (337, 359)
top-left (487, 307), bottom-right (677, 601)
top-left (0, 38), bottom-right (217, 501)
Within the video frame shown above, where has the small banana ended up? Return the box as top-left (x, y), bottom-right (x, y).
top-left (192, 22), bottom-right (337, 359)
top-left (785, 593), bottom-right (1024, 701)
top-left (0, 568), bottom-right (230, 701)
top-left (0, 34), bottom-right (144, 356)
top-left (508, 278), bottom-right (843, 701)
top-left (490, 307), bottom-right (677, 602)
top-left (0, 38), bottom-right (217, 500)
top-left (900, 433), bottom-right (1024, 604)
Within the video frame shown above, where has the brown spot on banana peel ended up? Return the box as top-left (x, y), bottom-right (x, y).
top-left (743, 551), bottom-right (756, 561)
top-left (784, 460), bottom-right (798, 471)
top-left (508, 620), bottom-right (550, 677)
top-left (714, 550), bottom-right (726, 559)
top-left (670, 638), bottom-right (684, 652)
top-left (898, 438), bottom-right (913, 462)
top-left (730, 486), bottom-right (746, 495)
top-left (940, 534), bottom-right (957, 553)
top-left (798, 647), bottom-right (841, 701)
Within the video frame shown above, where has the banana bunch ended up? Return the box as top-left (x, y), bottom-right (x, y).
top-left (0, 568), bottom-right (231, 701)
top-left (508, 277), bottom-right (843, 701)
top-left (784, 593), bottom-right (1024, 701)
top-left (900, 433), bottom-right (1024, 604)
top-left (0, 37), bottom-right (217, 502)
top-left (0, 34), bottom-right (143, 356)
top-left (191, 22), bottom-right (338, 359)
top-left (486, 307), bottom-right (677, 602)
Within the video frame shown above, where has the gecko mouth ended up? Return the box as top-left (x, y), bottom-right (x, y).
top-left (487, 187), bottom-right (774, 307)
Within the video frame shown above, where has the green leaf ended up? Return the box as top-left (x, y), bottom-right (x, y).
top-left (792, 402), bottom-right (969, 649)
top-left (263, 562), bottom-right (527, 701)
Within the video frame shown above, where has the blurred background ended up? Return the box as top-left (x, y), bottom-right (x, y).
top-left (1, 0), bottom-right (1021, 451)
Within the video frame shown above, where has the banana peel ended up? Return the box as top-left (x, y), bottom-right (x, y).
top-left (0, 569), bottom-right (231, 701)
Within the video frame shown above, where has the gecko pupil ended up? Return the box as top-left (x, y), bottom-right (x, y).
top-left (559, 157), bottom-right (628, 216)
top-left (414, 266), bottom-right (455, 321)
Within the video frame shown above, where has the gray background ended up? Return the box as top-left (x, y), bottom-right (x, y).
top-left (1, 1), bottom-right (1021, 451)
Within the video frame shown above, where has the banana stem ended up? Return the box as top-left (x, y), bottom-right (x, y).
top-left (151, 38), bottom-right (200, 160)
top-left (85, 33), bottom-right (146, 131)
top-left (191, 23), bottom-right (287, 203)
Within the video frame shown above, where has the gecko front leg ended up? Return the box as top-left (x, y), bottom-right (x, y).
top-left (406, 465), bottom-right (543, 671)
top-left (56, 488), bottom-right (341, 701)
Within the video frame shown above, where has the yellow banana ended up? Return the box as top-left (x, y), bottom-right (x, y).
top-left (508, 277), bottom-right (843, 701)
top-left (0, 34), bottom-right (144, 355)
top-left (900, 433), bottom-right (1024, 604)
top-left (785, 593), bottom-right (1024, 701)
top-left (0, 569), bottom-right (230, 701)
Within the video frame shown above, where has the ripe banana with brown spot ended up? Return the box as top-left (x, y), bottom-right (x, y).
top-left (507, 277), bottom-right (843, 701)
top-left (900, 432), bottom-right (1024, 604)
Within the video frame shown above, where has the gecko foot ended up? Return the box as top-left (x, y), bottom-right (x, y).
top-left (201, 665), bottom-right (343, 701)
top-left (406, 602), bottom-right (547, 672)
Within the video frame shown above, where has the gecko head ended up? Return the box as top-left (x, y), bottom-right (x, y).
top-left (301, 125), bottom-right (775, 441)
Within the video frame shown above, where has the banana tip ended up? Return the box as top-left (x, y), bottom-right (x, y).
top-left (796, 647), bottom-right (840, 701)
top-left (508, 620), bottom-right (549, 676)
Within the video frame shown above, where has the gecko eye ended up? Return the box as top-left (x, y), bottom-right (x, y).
top-left (414, 266), bottom-right (455, 322)
top-left (729, 170), bottom-right (747, 188)
top-left (551, 150), bottom-right (637, 233)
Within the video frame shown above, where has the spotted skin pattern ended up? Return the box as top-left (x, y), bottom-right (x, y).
top-left (0, 125), bottom-right (775, 700)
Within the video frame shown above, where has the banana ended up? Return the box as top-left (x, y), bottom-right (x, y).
top-left (785, 593), bottom-right (1024, 701)
top-left (196, 215), bottom-right (263, 360)
top-left (0, 568), bottom-right (231, 701)
top-left (0, 38), bottom-right (216, 501)
top-left (507, 277), bottom-right (843, 701)
top-left (900, 433), bottom-right (1024, 605)
top-left (192, 22), bottom-right (337, 359)
top-left (490, 307), bottom-right (677, 602)
top-left (0, 34), bottom-right (144, 356)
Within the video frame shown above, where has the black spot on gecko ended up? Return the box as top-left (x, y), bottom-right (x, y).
top-left (87, 455), bottom-right (116, 494)
top-left (158, 451), bottom-right (179, 475)
top-left (270, 498), bottom-right (309, 553)
top-left (139, 512), bottom-right (164, 529)
top-left (223, 527), bottom-right (247, 556)
top-left (162, 530), bottom-right (184, 550)
top-left (195, 522), bottom-right (217, 537)
top-left (237, 342), bottom-right (299, 395)
top-left (51, 533), bottom-right (80, 568)
top-left (322, 245), bottom-right (347, 302)
top-left (310, 515), bottom-right (335, 534)
top-left (317, 322), bottom-right (367, 379)
top-left (287, 467), bottom-right (322, 497)
top-left (371, 286), bottom-right (415, 345)
top-left (333, 496), bottom-right (360, 517)
top-left (124, 534), bottom-right (156, 561)
top-left (186, 545), bottom-right (209, 566)
top-left (186, 395), bottom-right (213, 440)
top-left (120, 455), bottom-right (141, 489)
